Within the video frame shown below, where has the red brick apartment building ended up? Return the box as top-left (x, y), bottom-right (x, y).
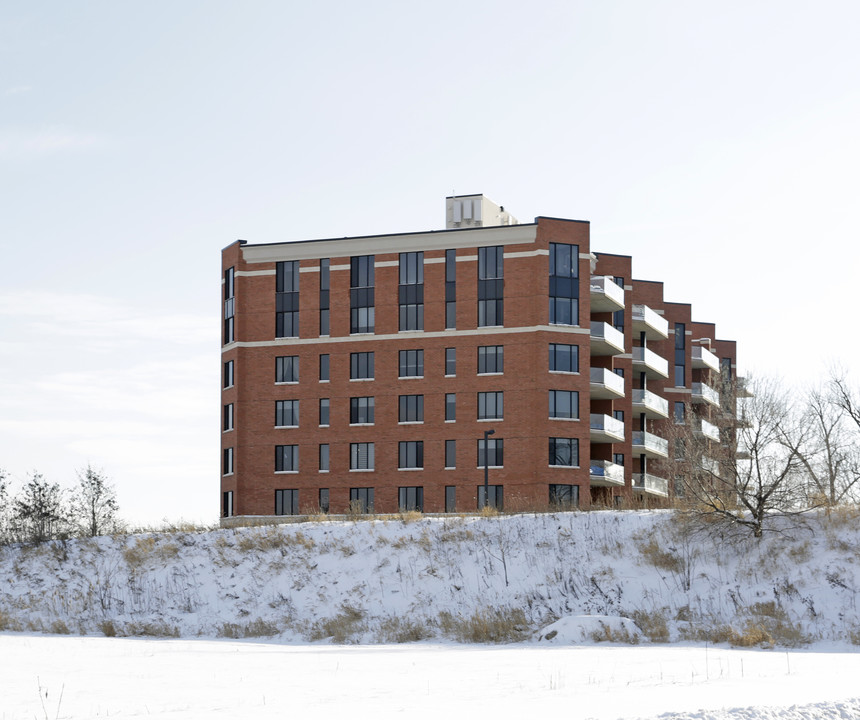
top-left (220, 195), bottom-right (739, 521)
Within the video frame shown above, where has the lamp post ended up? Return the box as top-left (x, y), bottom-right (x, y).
top-left (483, 428), bottom-right (495, 509)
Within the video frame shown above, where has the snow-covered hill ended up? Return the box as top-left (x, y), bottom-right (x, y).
top-left (2, 509), bottom-right (860, 647)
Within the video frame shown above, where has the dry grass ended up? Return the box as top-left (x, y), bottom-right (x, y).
top-left (638, 537), bottom-right (685, 574)
top-left (590, 621), bottom-right (641, 645)
top-left (678, 604), bottom-right (811, 648)
top-left (437, 607), bottom-right (530, 644)
top-left (399, 510), bottom-right (424, 524)
top-left (49, 619), bottom-right (71, 634)
top-left (236, 527), bottom-right (316, 553)
top-left (308, 604), bottom-right (366, 643)
top-left (217, 618), bottom-right (280, 638)
top-left (376, 615), bottom-right (433, 643)
top-left (122, 537), bottom-right (180, 569)
top-left (99, 620), bottom-right (118, 637)
top-left (632, 609), bottom-right (670, 643)
top-left (122, 621), bottom-right (180, 637)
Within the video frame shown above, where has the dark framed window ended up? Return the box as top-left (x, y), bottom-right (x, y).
top-left (399, 349), bottom-right (424, 377)
top-left (223, 359), bottom-right (234, 389)
top-left (549, 484), bottom-right (579, 508)
top-left (399, 251), bottom-right (424, 331)
top-left (445, 393), bottom-right (456, 421)
top-left (613, 452), bottom-right (625, 467)
top-left (319, 258), bottom-right (330, 336)
top-left (350, 487), bottom-right (374, 513)
top-left (222, 490), bottom-right (234, 518)
top-left (445, 347), bottom-right (456, 376)
top-left (223, 447), bottom-right (234, 475)
top-left (549, 390), bottom-right (578, 419)
top-left (478, 246), bottom-right (503, 327)
top-left (319, 488), bottom-right (330, 513)
top-left (675, 322), bottom-right (686, 387)
top-left (224, 267), bottom-right (235, 344)
top-left (350, 351), bottom-right (374, 380)
top-left (275, 400), bottom-right (299, 427)
top-left (276, 355), bottom-right (299, 383)
top-left (276, 261), bottom-right (300, 338)
top-left (398, 486), bottom-right (424, 512)
top-left (477, 485), bottom-right (503, 510)
top-left (445, 486), bottom-right (456, 513)
top-left (399, 441), bottom-right (424, 469)
top-left (319, 444), bottom-right (330, 471)
top-left (549, 437), bottom-right (578, 467)
top-left (478, 345), bottom-right (503, 374)
top-left (614, 367), bottom-right (624, 378)
top-left (223, 403), bottom-right (234, 432)
top-left (350, 396), bottom-right (375, 424)
top-left (674, 401), bottom-right (685, 424)
top-left (477, 391), bottom-right (503, 420)
top-left (275, 445), bottom-right (298, 472)
top-left (445, 248), bottom-right (456, 330)
top-left (319, 398), bottom-right (330, 426)
top-left (612, 276), bottom-right (625, 332)
top-left (275, 488), bottom-right (299, 516)
top-left (478, 438), bottom-right (503, 467)
top-left (445, 440), bottom-right (456, 468)
top-left (399, 394), bottom-right (424, 423)
top-left (549, 243), bottom-right (579, 326)
top-left (319, 354), bottom-right (330, 381)
top-left (350, 255), bottom-right (375, 333)
top-left (549, 343), bottom-right (579, 373)
top-left (350, 443), bottom-right (374, 470)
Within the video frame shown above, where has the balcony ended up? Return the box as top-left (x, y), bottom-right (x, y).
top-left (631, 304), bottom-right (669, 340)
top-left (633, 472), bottom-right (669, 498)
top-left (590, 414), bottom-right (625, 443)
top-left (693, 417), bottom-right (720, 442)
top-left (632, 346), bottom-right (669, 379)
top-left (691, 346), bottom-right (720, 372)
top-left (590, 460), bottom-right (625, 488)
top-left (589, 276), bottom-right (625, 313)
top-left (590, 322), bottom-right (625, 356)
top-left (631, 430), bottom-right (669, 458)
top-left (632, 388), bottom-right (669, 418)
top-left (736, 377), bottom-right (754, 398)
top-left (590, 367), bottom-right (625, 399)
top-left (701, 457), bottom-right (721, 477)
top-left (692, 382), bottom-right (720, 408)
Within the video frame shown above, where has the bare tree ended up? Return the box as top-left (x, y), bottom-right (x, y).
top-left (672, 376), bottom-right (815, 538)
top-left (831, 369), bottom-right (860, 433)
top-left (72, 465), bottom-right (120, 537)
top-left (0, 468), bottom-right (8, 543)
top-left (12, 471), bottom-right (67, 543)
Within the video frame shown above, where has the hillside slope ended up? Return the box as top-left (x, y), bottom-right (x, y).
top-left (2, 510), bottom-right (860, 645)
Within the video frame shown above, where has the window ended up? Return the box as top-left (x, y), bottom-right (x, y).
top-left (445, 440), bottom-right (456, 468)
top-left (613, 409), bottom-right (624, 423)
top-left (445, 248), bottom-right (457, 329)
top-left (674, 401), bottom-right (685, 424)
top-left (399, 251), bottom-right (424, 331)
top-left (223, 359), bottom-right (234, 389)
top-left (275, 488), bottom-right (299, 516)
top-left (350, 255), bottom-right (375, 333)
top-left (350, 487), bottom-right (374, 513)
top-left (613, 452), bottom-right (625, 467)
top-left (445, 393), bottom-right (456, 421)
top-left (399, 441), bottom-right (424, 469)
top-left (275, 400), bottom-right (299, 427)
top-left (399, 394), bottom-right (424, 423)
top-left (320, 258), bottom-right (330, 336)
top-left (549, 243), bottom-right (579, 326)
top-left (350, 443), bottom-right (374, 470)
top-left (478, 345), bottom-right (503, 374)
top-left (478, 438), bottom-right (504, 467)
top-left (319, 398), bottom-right (330, 426)
top-left (319, 444), bottom-right (330, 472)
top-left (319, 354), bottom-right (330, 381)
top-left (275, 445), bottom-right (298, 472)
top-left (445, 486), bottom-right (456, 513)
top-left (399, 349), bottom-right (424, 377)
top-left (223, 403), bottom-right (234, 432)
top-left (549, 484), bottom-right (579, 508)
top-left (350, 396), bottom-right (375, 424)
top-left (223, 447), bottom-right (234, 475)
top-left (549, 343), bottom-right (578, 373)
top-left (549, 390), bottom-right (578, 419)
top-left (477, 485), bottom-right (503, 510)
top-left (222, 490), bottom-right (234, 518)
top-left (445, 347), bottom-right (456, 376)
top-left (674, 322), bottom-right (686, 387)
top-left (276, 261), bottom-right (299, 338)
top-left (276, 356), bottom-right (299, 383)
top-left (478, 246), bottom-right (504, 327)
top-left (319, 488), bottom-right (330, 513)
top-left (350, 352), bottom-right (374, 380)
top-left (478, 391), bottom-right (503, 420)
top-left (612, 276), bottom-right (624, 332)
top-left (549, 437), bottom-right (578, 467)
top-left (224, 267), bottom-right (235, 344)
top-left (614, 368), bottom-right (624, 378)
top-left (398, 486), bottom-right (424, 512)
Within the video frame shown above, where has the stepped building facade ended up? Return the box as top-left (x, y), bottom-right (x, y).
top-left (220, 195), bottom-right (739, 521)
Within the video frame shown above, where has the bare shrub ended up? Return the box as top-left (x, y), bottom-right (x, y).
top-left (437, 607), bottom-right (530, 644)
top-left (122, 537), bottom-right (179, 569)
top-left (308, 604), bottom-right (366, 643)
top-left (632, 609), bottom-right (670, 642)
top-left (590, 621), bottom-right (641, 645)
top-left (99, 620), bottom-right (117, 637)
top-left (49, 619), bottom-right (71, 635)
top-left (639, 537), bottom-right (684, 574)
top-left (376, 615), bottom-right (433, 643)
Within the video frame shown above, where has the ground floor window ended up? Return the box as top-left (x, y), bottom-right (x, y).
top-left (477, 485), bottom-right (504, 510)
top-left (398, 486), bottom-right (424, 512)
top-left (222, 491), bottom-right (234, 517)
top-left (445, 486), bottom-right (456, 513)
top-left (350, 487), bottom-right (374, 513)
top-left (549, 484), bottom-right (579, 509)
top-left (319, 488), bottom-right (330, 513)
top-left (275, 488), bottom-right (299, 515)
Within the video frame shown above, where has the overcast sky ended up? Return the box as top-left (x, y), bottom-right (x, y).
top-left (2, 1), bottom-right (859, 524)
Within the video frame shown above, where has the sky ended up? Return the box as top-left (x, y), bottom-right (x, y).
top-left (1, 1), bottom-right (859, 524)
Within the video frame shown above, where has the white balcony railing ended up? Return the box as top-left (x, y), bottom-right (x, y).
top-left (633, 473), bottom-right (669, 497)
top-left (590, 321), bottom-right (625, 356)
top-left (632, 388), bottom-right (669, 418)
top-left (589, 275), bottom-right (625, 313)
top-left (590, 460), bottom-right (625, 487)
top-left (701, 457), bottom-right (721, 477)
top-left (590, 413), bottom-right (625, 443)
top-left (692, 346), bottom-right (720, 372)
top-left (631, 304), bottom-right (669, 339)
top-left (692, 382), bottom-right (720, 408)
top-left (632, 346), bottom-right (669, 378)
top-left (694, 417), bottom-right (720, 442)
top-left (590, 367), bottom-right (625, 398)
top-left (632, 430), bottom-right (669, 458)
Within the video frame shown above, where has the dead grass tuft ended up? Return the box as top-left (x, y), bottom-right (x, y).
top-left (236, 527), bottom-right (316, 553)
top-left (49, 619), bottom-right (71, 635)
top-left (437, 607), bottom-right (530, 644)
top-left (217, 618), bottom-right (280, 638)
top-left (632, 609), bottom-right (670, 643)
top-left (638, 537), bottom-right (684, 574)
top-left (376, 616), bottom-right (433, 643)
top-left (308, 604), bottom-right (366, 643)
top-left (590, 621), bottom-right (641, 645)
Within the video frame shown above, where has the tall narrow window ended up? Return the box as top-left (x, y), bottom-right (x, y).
top-left (478, 246), bottom-right (503, 327)
top-left (223, 447), bottom-right (234, 475)
top-left (222, 491), bottom-right (234, 518)
top-left (319, 258), bottom-right (330, 336)
top-left (445, 486), bottom-right (456, 512)
top-left (445, 347), bottom-right (456, 376)
top-left (675, 322), bottom-right (686, 387)
top-left (319, 398), bottom-right (330, 426)
top-left (319, 488), bottom-right (330, 512)
top-left (223, 359), bottom-right (234, 389)
top-left (612, 276), bottom-right (625, 332)
top-left (399, 252), bottom-right (424, 331)
top-left (319, 444), bottom-right (330, 472)
top-left (445, 393), bottom-right (456, 421)
top-left (223, 403), bottom-right (234, 432)
top-left (549, 243), bottom-right (579, 326)
top-left (224, 267), bottom-right (235, 344)
top-left (445, 440), bottom-right (456, 468)
top-left (276, 261), bottom-right (299, 338)
top-left (350, 255), bottom-right (375, 333)
top-left (445, 249), bottom-right (456, 329)
top-left (319, 354), bottom-right (330, 382)
top-left (674, 401), bottom-right (685, 424)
